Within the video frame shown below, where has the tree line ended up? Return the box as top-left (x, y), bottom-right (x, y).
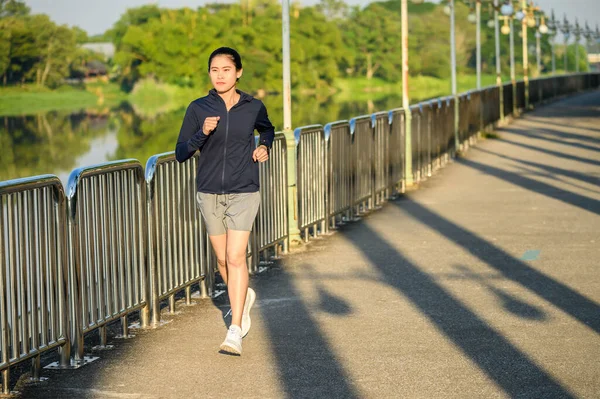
top-left (0, 0), bottom-right (101, 87)
top-left (1, 0), bottom-right (563, 92)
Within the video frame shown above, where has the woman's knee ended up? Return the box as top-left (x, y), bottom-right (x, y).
top-left (216, 257), bottom-right (226, 268)
top-left (226, 253), bottom-right (246, 269)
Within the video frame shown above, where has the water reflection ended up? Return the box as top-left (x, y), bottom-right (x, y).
top-left (0, 93), bottom-right (403, 184)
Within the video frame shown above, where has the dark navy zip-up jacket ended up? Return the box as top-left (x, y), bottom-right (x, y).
top-left (175, 89), bottom-right (275, 194)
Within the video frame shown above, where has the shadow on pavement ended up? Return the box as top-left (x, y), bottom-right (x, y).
top-left (443, 265), bottom-right (547, 321)
top-left (521, 118), bottom-right (600, 143)
top-left (496, 138), bottom-right (600, 167)
top-left (472, 147), bottom-right (600, 193)
top-left (341, 213), bottom-right (575, 398)
top-left (392, 197), bottom-right (600, 335)
top-left (458, 157), bottom-right (600, 217)
top-left (500, 127), bottom-right (600, 153)
top-left (254, 263), bottom-right (360, 399)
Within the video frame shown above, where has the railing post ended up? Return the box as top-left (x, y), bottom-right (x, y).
top-left (145, 161), bottom-right (161, 327)
top-left (401, 0), bottom-right (413, 187)
top-left (66, 172), bottom-right (85, 365)
top-left (0, 201), bottom-right (9, 395)
top-left (283, 130), bottom-right (302, 247)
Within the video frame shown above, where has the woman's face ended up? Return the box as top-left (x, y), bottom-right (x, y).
top-left (209, 55), bottom-right (242, 93)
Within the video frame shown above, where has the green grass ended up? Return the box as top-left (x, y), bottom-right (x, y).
top-left (335, 74), bottom-right (507, 103)
top-left (128, 79), bottom-right (198, 117)
top-left (0, 82), bottom-right (127, 116)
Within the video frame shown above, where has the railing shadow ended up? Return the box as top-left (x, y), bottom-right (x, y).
top-left (391, 197), bottom-right (600, 335)
top-left (500, 127), bottom-right (600, 153)
top-left (473, 147), bottom-right (600, 193)
top-left (254, 263), bottom-right (360, 398)
top-left (442, 265), bottom-right (547, 321)
top-left (496, 138), bottom-right (600, 167)
top-left (340, 214), bottom-right (575, 398)
top-left (524, 119), bottom-right (600, 143)
top-left (457, 157), bottom-right (600, 217)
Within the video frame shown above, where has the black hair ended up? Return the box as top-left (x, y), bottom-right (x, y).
top-left (208, 47), bottom-right (243, 72)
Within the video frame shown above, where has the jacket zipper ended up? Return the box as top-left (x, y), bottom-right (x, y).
top-left (221, 109), bottom-right (230, 194)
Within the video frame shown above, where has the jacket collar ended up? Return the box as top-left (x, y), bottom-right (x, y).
top-left (208, 88), bottom-right (254, 104)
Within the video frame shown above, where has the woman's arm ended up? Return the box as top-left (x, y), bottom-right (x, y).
top-left (175, 103), bottom-right (209, 163)
top-left (255, 102), bottom-right (275, 150)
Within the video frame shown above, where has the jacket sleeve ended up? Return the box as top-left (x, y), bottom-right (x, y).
top-left (255, 102), bottom-right (275, 149)
top-left (175, 103), bottom-right (209, 163)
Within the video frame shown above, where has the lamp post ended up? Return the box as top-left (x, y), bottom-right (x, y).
top-left (499, 1), bottom-right (517, 115)
top-left (443, 0), bottom-right (459, 151)
top-left (402, 0), bottom-right (425, 187)
top-left (535, 15), bottom-right (549, 76)
top-left (573, 19), bottom-right (583, 72)
top-left (450, 0), bottom-right (459, 151)
top-left (548, 10), bottom-right (558, 75)
top-left (402, 0), bottom-right (412, 186)
top-left (281, 0), bottom-right (302, 245)
top-left (582, 22), bottom-right (593, 72)
top-left (490, 0), bottom-right (504, 121)
top-left (558, 14), bottom-right (572, 72)
top-left (466, 1), bottom-right (482, 89)
top-left (516, 0), bottom-right (542, 110)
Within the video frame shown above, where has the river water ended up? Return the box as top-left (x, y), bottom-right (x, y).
top-left (0, 93), bottom-right (403, 185)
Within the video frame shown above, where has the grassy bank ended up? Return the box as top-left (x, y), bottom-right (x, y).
top-left (128, 79), bottom-right (199, 117)
top-left (1, 72), bottom-right (552, 117)
top-left (335, 74), bottom-right (506, 103)
top-left (0, 81), bottom-right (127, 117)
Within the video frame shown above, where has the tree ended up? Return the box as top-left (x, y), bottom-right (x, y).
top-left (342, 4), bottom-right (401, 81)
top-left (0, 0), bottom-right (29, 18)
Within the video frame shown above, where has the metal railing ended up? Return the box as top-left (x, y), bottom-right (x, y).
top-left (372, 112), bottom-right (391, 206)
top-left (387, 109), bottom-right (405, 194)
top-left (255, 133), bottom-right (289, 258)
top-left (481, 86), bottom-right (500, 129)
top-left (409, 106), bottom-right (422, 183)
top-left (1, 72), bottom-right (599, 393)
top-left (350, 115), bottom-right (374, 214)
top-left (324, 121), bottom-right (353, 228)
top-left (0, 176), bottom-right (69, 393)
top-left (429, 100), bottom-right (443, 172)
top-left (145, 152), bottom-right (215, 326)
top-left (66, 160), bottom-right (148, 363)
top-left (295, 125), bottom-right (327, 240)
top-left (419, 102), bottom-right (433, 179)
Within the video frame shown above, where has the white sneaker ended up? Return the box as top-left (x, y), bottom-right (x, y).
top-left (220, 325), bottom-right (242, 355)
top-left (241, 288), bottom-right (256, 338)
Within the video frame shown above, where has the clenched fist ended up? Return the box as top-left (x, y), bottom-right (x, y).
top-left (252, 145), bottom-right (269, 163)
top-left (202, 116), bottom-right (220, 135)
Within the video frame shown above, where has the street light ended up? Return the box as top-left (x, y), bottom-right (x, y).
top-left (402, 0), bottom-right (427, 186)
top-left (573, 19), bottom-right (583, 72)
top-left (465, 1), bottom-right (482, 89)
top-left (517, 0), bottom-right (543, 110)
top-left (442, 1), bottom-right (459, 150)
top-left (489, 0), bottom-right (505, 121)
top-left (582, 21), bottom-right (594, 71)
top-left (535, 16), bottom-right (549, 76)
top-left (558, 14), bottom-right (572, 72)
top-left (547, 10), bottom-right (559, 75)
top-left (499, 1), bottom-right (517, 114)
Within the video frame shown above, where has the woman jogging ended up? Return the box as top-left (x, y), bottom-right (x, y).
top-left (175, 47), bottom-right (275, 355)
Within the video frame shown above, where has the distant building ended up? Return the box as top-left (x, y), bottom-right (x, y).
top-left (85, 60), bottom-right (108, 77)
top-left (81, 42), bottom-right (115, 59)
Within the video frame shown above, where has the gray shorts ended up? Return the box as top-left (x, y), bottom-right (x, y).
top-left (196, 192), bottom-right (261, 236)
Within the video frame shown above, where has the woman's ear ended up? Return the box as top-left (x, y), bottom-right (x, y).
top-left (237, 68), bottom-right (243, 81)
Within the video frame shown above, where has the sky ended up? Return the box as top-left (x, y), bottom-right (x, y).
top-left (24, 0), bottom-right (600, 38)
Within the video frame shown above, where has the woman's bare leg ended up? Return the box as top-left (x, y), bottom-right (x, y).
top-left (226, 230), bottom-right (251, 328)
top-left (209, 234), bottom-right (228, 284)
